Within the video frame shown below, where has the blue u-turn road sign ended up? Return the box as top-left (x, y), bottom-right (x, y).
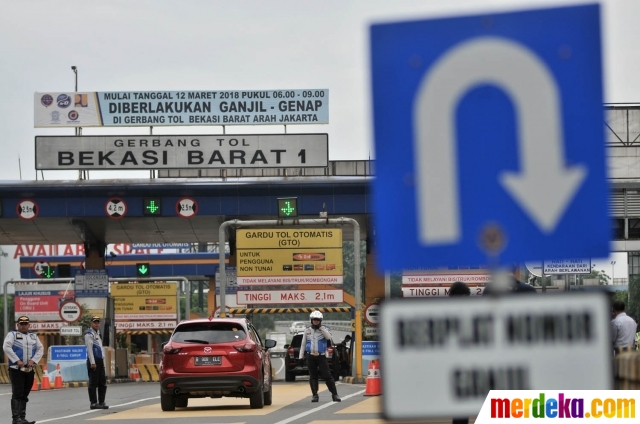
top-left (370, 4), bottom-right (609, 270)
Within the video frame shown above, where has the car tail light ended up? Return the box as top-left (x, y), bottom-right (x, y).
top-left (234, 342), bottom-right (257, 352)
top-left (288, 346), bottom-right (295, 359)
top-left (164, 346), bottom-right (182, 355)
top-left (327, 346), bottom-right (334, 359)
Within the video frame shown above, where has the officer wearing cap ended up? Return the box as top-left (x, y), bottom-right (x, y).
top-left (84, 316), bottom-right (108, 410)
top-left (3, 315), bottom-right (43, 424)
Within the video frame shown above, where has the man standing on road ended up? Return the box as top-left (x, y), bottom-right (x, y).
top-left (85, 316), bottom-right (109, 410)
top-left (611, 300), bottom-right (636, 353)
top-left (299, 310), bottom-right (341, 402)
top-left (3, 315), bottom-right (43, 424)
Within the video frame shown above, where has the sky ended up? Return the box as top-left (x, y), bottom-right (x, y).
top-left (1, 0), bottom-right (639, 181)
top-left (0, 0), bottom-right (635, 281)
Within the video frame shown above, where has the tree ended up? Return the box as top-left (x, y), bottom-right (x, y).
top-left (628, 275), bottom-right (640, 321)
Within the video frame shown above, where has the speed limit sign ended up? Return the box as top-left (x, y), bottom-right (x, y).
top-left (33, 261), bottom-right (50, 278)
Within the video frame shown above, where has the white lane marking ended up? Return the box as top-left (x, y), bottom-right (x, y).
top-left (272, 389), bottom-right (365, 424)
top-left (37, 396), bottom-right (160, 423)
top-left (0, 393), bottom-right (13, 396)
top-left (275, 357), bottom-right (285, 375)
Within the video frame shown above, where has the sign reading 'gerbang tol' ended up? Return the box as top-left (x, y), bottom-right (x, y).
top-left (35, 134), bottom-right (328, 170)
top-left (34, 90), bottom-right (329, 127)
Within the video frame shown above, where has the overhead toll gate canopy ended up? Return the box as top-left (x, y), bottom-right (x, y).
top-left (0, 169), bottom-right (371, 246)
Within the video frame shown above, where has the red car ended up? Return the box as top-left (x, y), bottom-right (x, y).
top-left (160, 318), bottom-right (277, 411)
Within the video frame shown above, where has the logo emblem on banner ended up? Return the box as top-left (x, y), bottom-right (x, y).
top-left (41, 94), bottom-right (53, 107)
top-left (56, 94), bottom-right (71, 109)
top-left (74, 94), bottom-right (88, 107)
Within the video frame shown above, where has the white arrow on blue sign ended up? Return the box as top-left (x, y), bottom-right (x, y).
top-left (370, 4), bottom-right (610, 270)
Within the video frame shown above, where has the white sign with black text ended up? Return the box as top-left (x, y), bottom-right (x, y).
top-left (379, 293), bottom-right (612, 419)
top-left (115, 321), bottom-right (176, 330)
top-left (236, 289), bottom-right (343, 305)
top-left (60, 326), bottom-right (82, 336)
top-left (35, 134), bottom-right (328, 170)
top-left (543, 258), bottom-right (592, 274)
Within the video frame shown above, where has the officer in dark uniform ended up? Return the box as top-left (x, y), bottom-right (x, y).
top-left (298, 310), bottom-right (341, 402)
top-left (84, 316), bottom-right (108, 410)
top-left (3, 315), bottom-right (43, 424)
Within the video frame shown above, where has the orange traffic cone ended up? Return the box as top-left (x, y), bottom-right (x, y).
top-left (31, 375), bottom-right (39, 391)
top-left (129, 365), bottom-right (140, 380)
top-left (364, 359), bottom-right (382, 396)
top-left (53, 363), bottom-right (63, 389)
top-left (41, 365), bottom-right (51, 390)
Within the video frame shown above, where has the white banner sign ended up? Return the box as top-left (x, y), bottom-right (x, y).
top-left (115, 321), bottom-right (176, 330)
top-left (28, 322), bottom-right (66, 330)
top-left (236, 289), bottom-right (343, 305)
top-left (402, 285), bottom-right (485, 297)
top-left (34, 90), bottom-right (329, 127)
top-left (402, 273), bottom-right (491, 285)
top-left (543, 258), bottom-right (592, 274)
top-left (380, 293), bottom-right (613, 419)
top-left (237, 275), bottom-right (343, 285)
top-left (60, 326), bottom-right (82, 336)
top-left (35, 134), bottom-right (328, 170)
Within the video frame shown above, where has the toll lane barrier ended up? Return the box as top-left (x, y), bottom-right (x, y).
top-left (135, 364), bottom-right (161, 382)
top-left (0, 363), bottom-right (162, 384)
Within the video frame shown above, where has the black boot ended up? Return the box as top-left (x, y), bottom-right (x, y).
top-left (97, 386), bottom-right (109, 409)
top-left (88, 387), bottom-right (98, 409)
top-left (326, 379), bottom-right (341, 402)
top-left (19, 400), bottom-right (35, 424)
top-left (11, 399), bottom-right (22, 424)
top-left (310, 379), bottom-right (319, 402)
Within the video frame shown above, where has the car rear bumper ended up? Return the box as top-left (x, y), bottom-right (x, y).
top-left (161, 375), bottom-right (262, 395)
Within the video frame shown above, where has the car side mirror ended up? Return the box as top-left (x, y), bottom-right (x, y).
top-left (161, 341), bottom-right (168, 348)
top-left (284, 344), bottom-right (289, 349)
top-left (265, 339), bottom-right (276, 349)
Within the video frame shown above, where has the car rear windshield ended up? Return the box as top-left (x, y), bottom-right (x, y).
top-left (172, 323), bottom-right (247, 344)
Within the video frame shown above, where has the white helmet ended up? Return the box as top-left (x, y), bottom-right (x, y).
top-left (310, 310), bottom-right (323, 321)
